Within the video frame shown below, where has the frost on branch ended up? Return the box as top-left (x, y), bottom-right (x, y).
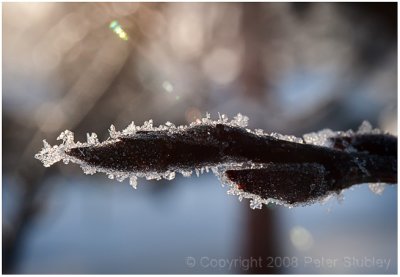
top-left (35, 113), bottom-right (397, 209)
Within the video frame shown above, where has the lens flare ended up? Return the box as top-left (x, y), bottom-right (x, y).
top-left (109, 20), bottom-right (129, 41)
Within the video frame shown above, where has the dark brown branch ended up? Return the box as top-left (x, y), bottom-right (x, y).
top-left (65, 124), bottom-right (397, 205)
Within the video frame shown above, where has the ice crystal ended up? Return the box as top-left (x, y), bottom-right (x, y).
top-left (87, 133), bottom-right (99, 145)
top-left (164, 171), bottom-right (175, 180)
top-left (116, 173), bottom-right (129, 182)
top-left (82, 164), bottom-right (97, 175)
top-left (109, 125), bottom-right (120, 139)
top-left (129, 176), bottom-right (138, 189)
top-left (357, 120), bottom-right (381, 134)
top-left (232, 113), bottom-right (249, 128)
top-left (270, 132), bottom-right (304, 144)
top-left (368, 183), bottom-right (386, 195)
top-left (145, 172), bottom-right (162, 181)
top-left (249, 196), bottom-right (263, 210)
top-left (303, 129), bottom-right (337, 147)
top-left (180, 170), bottom-right (192, 177)
top-left (122, 122), bottom-right (136, 135)
top-left (255, 129), bottom-right (264, 136)
top-left (141, 120), bottom-right (153, 131)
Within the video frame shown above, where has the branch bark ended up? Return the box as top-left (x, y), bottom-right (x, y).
top-left (65, 124), bottom-right (397, 205)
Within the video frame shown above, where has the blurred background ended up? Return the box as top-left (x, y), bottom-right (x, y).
top-left (2, 2), bottom-right (397, 274)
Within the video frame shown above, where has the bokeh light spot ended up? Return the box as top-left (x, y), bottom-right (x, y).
top-left (162, 81), bottom-right (174, 93)
top-left (109, 20), bottom-right (129, 41)
top-left (290, 225), bottom-right (314, 251)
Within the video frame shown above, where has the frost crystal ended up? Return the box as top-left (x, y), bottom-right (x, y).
top-left (270, 132), bottom-right (304, 144)
top-left (368, 183), bottom-right (386, 195)
top-left (255, 129), bottom-right (264, 136)
top-left (87, 133), bottom-right (99, 145)
top-left (232, 113), bottom-right (249, 128)
top-left (122, 122), bottom-right (136, 135)
top-left (164, 171), bottom-right (175, 180)
top-left (34, 131), bottom-right (75, 167)
top-left (146, 172), bottom-right (162, 180)
top-left (116, 173), bottom-right (129, 182)
top-left (82, 164), bottom-right (97, 175)
top-left (249, 197), bottom-right (263, 209)
top-left (35, 141), bottom-right (58, 167)
top-left (357, 121), bottom-right (381, 134)
top-left (303, 129), bottom-right (337, 147)
top-left (109, 125), bottom-right (120, 139)
top-left (57, 130), bottom-right (75, 145)
top-left (302, 120), bottom-right (382, 148)
top-left (142, 120), bottom-right (153, 131)
top-left (129, 176), bottom-right (138, 189)
top-left (180, 170), bottom-right (192, 177)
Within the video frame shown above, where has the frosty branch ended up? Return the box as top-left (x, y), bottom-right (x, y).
top-left (35, 114), bottom-right (397, 209)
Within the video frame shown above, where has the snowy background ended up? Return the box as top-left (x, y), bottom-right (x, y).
top-left (3, 2), bottom-right (397, 274)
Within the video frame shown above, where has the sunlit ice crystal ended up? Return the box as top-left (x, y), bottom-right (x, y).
top-left (35, 130), bottom-right (77, 167)
top-left (57, 130), bottom-right (75, 146)
top-left (81, 164), bottom-right (97, 175)
top-left (129, 176), bottom-right (138, 189)
top-left (180, 170), bottom-right (192, 177)
top-left (220, 113), bottom-right (228, 123)
top-left (109, 125), bottom-right (120, 139)
top-left (249, 196), bottom-right (263, 209)
top-left (87, 133), bottom-right (99, 145)
top-left (302, 121), bottom-right (383, 149)
top-left (254, 129), bottom-right (264, 136)
top-left (270, 132), bottom-right (304, 144)
top-left (141, 119), bottom-right (153, 131)
top-left (232, 113), bottom-right (249, 128)
top-left (116, 173), bottom-right (130, 182)
top-left (34, 140), bottom-right (64, 167)
top-left (164, 171), bottom-right (176, 180)
top-left (146, 172), bottom-right (162, 180)
top-left (357, 120), bottom-right (382, 134)
top-left (122, 121), bottom-right (136, 136)
top-left (303, 129), bottom-right (337, 147)
top-left (368, 183), bottom-right (386, 195)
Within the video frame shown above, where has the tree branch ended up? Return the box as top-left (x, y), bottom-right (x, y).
top-left (35, 116), bottom-right (397, 207)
